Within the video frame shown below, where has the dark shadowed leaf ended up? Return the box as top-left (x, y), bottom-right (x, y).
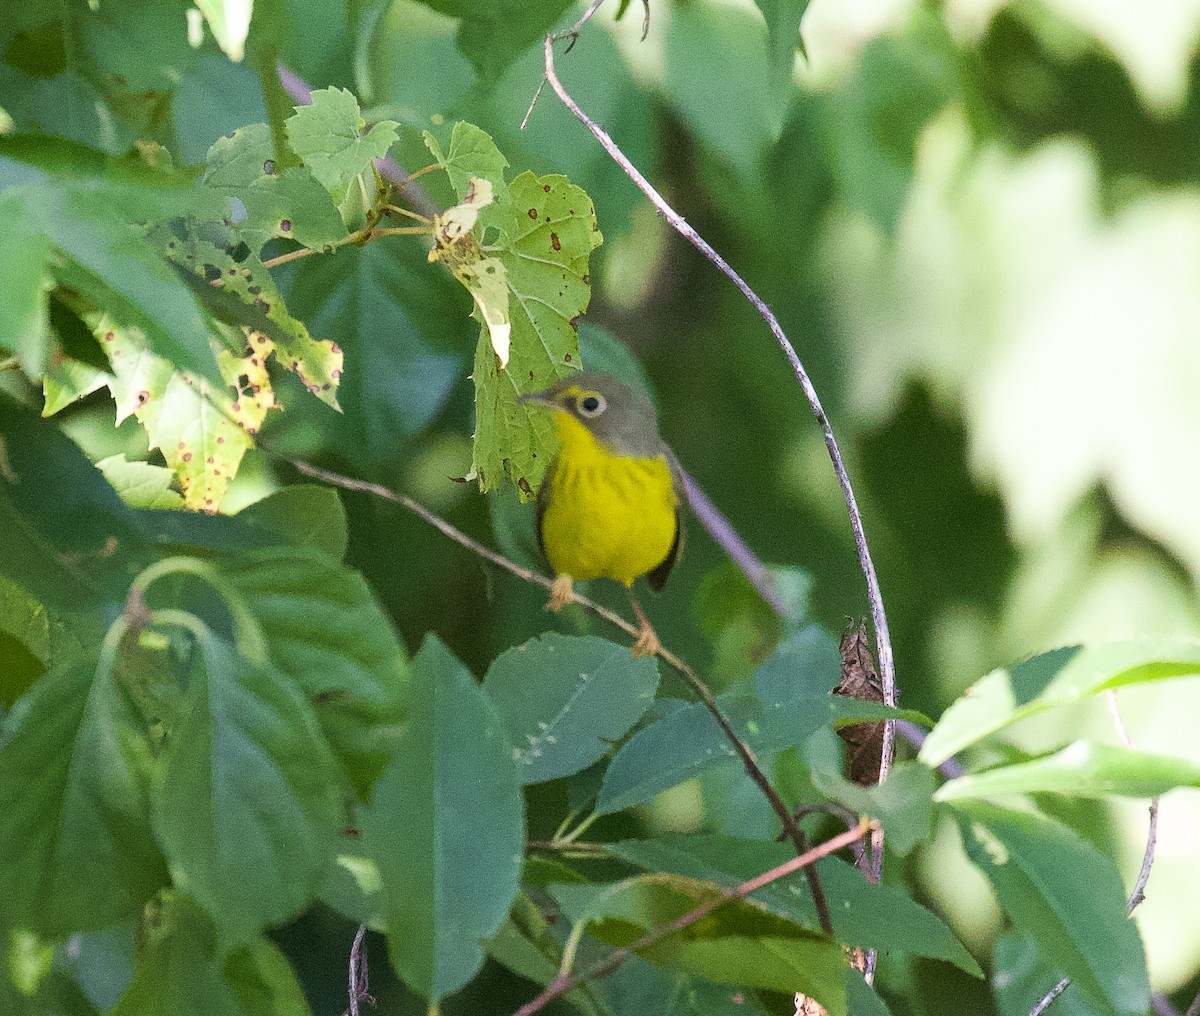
top-left (359, 635), bottom-right (523, 1001)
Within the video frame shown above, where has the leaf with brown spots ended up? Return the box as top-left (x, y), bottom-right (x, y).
top-left (97, 319), bottom-right (275, 512)
top-left (470, 172), bottom-right (602, 494)
top-left (164, 235), bottom-right (343, 411)
top-left (429, 178), bottom-right (511, 366)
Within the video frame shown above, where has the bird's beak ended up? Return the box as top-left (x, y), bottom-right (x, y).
top-left (518, 391), bottom-right (555, 408)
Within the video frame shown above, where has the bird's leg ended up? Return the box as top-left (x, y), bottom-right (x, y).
top-left (629, 597), bottom-right (661, 659)
top-left (546, 573), bottom-right (576, 612)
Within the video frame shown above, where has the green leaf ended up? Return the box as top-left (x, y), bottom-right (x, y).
top-left (954, 801), bottom-right (1149, 1016)
top-left (596, 682), bottom-right (925, 817)
top-left (0, 576), bottom-right (53, 707)
top-left (359, 635), bottom-right (523, 1001)
top-left (423, 120), bottom-right (510, 207)
top-left (96, 454), bottom-right (185, 509)
top-left (483, 632), bottom-right (660, 784)
top-left (936, 741), bottom-right (1200, 802)
top-left (0, 659), bottom-right (167, 936)
top-left (100, 320), bottom-right (259, 513)
top-left (823, 22), bottom-right (959, 234)
top-left (0, 394), bottom-right (152, 608)
top-left (596, 692), bottom-right (759, 815)
top-left (112, 895), bottom-right (307, 1016)
top-left (664, 3), bottom-right (778, 177)
top-left (920, 641), bottom-right (1200, 767)
top-left (993, 932), bottom-right (1104, 1016)
top-left (551, 877), bottom-right (846, 1015)
top-left (0, 190), bottom-right (50, 374)
top-left (607, 834), bottom-right (980, 976)
top-left (41, 358), bottom-right (108, 417)
top-left (284, 87), bottom-right (397, 200)
top-left (281, 241), bottom-right (460, 466)
top-left (471, 171), bottom-right (601, 493)
top-left (484, 918), bottom-right (559, 986)
top-left (417, 0), bottom-right (574, 82)
top-left (218, 545), bottom-right (409, 797)
top-left (164, 233), bottom-right (344, 410)
top-left (151, 628), bottom-right (342, 949)
top-left (811, 761), bottom-right (935, 856)
top-left (224, 937), bottom-right (314, 1016)
top-left (233, 485), bottom-right (348, 561)
top-left (202, 125), bottom-right (347, 252)
top-left (753, 0), bottom-right (811, 81)
top-left (23, 186), bottom-right (223, 382)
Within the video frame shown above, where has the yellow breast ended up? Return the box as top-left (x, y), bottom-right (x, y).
top-left (540, 412), bottom-right (678, 587)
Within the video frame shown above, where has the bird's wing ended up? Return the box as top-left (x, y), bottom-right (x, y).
top-left (647, 447), bottom-right (686, 592)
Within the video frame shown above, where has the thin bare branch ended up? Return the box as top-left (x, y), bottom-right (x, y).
top-left (286, 457), bottom-right (831, 932)
top-left (533, 27), bottom-right (898, 856)
top-left (1028, 690), bottom-right (1160, 1015)
top-left (511, 820), bottom-right (875, 1016)
top-left (1103, 690), bottom-right (1160, 914)
top-left (1030, 978), bottom-right (1070, 1016)
top-left (342, 925), bottom-right (371, 1016)
top-left (679, 468), bottom-right (784, 616)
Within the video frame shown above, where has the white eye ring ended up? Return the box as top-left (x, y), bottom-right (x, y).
top-left (577, 392), bottom-right (606, 417)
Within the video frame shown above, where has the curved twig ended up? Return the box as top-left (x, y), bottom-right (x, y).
top-left (533, 30), bottom-right (898, 856)
top-left (287, 458), bottom-right (832, 932)
top-left (1028, 690), bottom-right (1160, 1015)
top-left (511, 820), bottom-right (874, 1016)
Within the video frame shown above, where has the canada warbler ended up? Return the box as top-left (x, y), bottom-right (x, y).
top-left (520, 371), bottom-right (683, 657)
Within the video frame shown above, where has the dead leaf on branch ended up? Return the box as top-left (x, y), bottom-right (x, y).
top-left (833, 618), bottom-right (885, 786)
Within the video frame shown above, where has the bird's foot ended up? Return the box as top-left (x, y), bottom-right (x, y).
top-left (630, 599), bottom-right (660, 659)
top-left (546, 574), bottom-right (576, 612)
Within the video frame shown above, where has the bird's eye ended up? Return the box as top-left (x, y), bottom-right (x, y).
top-left (577, 392), bottom-right (606, 417)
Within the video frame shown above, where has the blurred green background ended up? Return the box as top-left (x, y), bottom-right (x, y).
top-left (6, 0), bottom-right (1200, 1011)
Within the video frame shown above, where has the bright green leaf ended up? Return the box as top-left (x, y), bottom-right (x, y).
top-left (96, 454), bottom-right (185, 509)
top-left (151, 629), bottom-right (342, 949)
top-left (936, 741), bottom-right (1200, 802)
top-left (955, 802), bottom-right (1149, 1016)
top-left (359, 635), bottom-right (523, 1001)
top-left (0, 659), bottom-right (166, 936)
top-left (284, 87), bottom-right (397, 201)
top-left (42, 358), bottom-right (108, 416)
top-left (920, 641), bottom-right (1200, 767)
top-left (423, 121), bottom-right (510, 206)
top-left (0, 190), bottom-right (50, 374)
top-left (483, 632), bottom-right (660, 784)
top-left (471, 171), bottom-right (601, 493)
top-left (164, 234), bottom-right (343, 409)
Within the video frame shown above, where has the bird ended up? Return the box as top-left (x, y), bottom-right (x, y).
top-left (519, 371), bottom-right (683, 658)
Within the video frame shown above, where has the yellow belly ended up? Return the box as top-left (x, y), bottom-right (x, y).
top-left (541, 416), bottom-right (677, 587)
